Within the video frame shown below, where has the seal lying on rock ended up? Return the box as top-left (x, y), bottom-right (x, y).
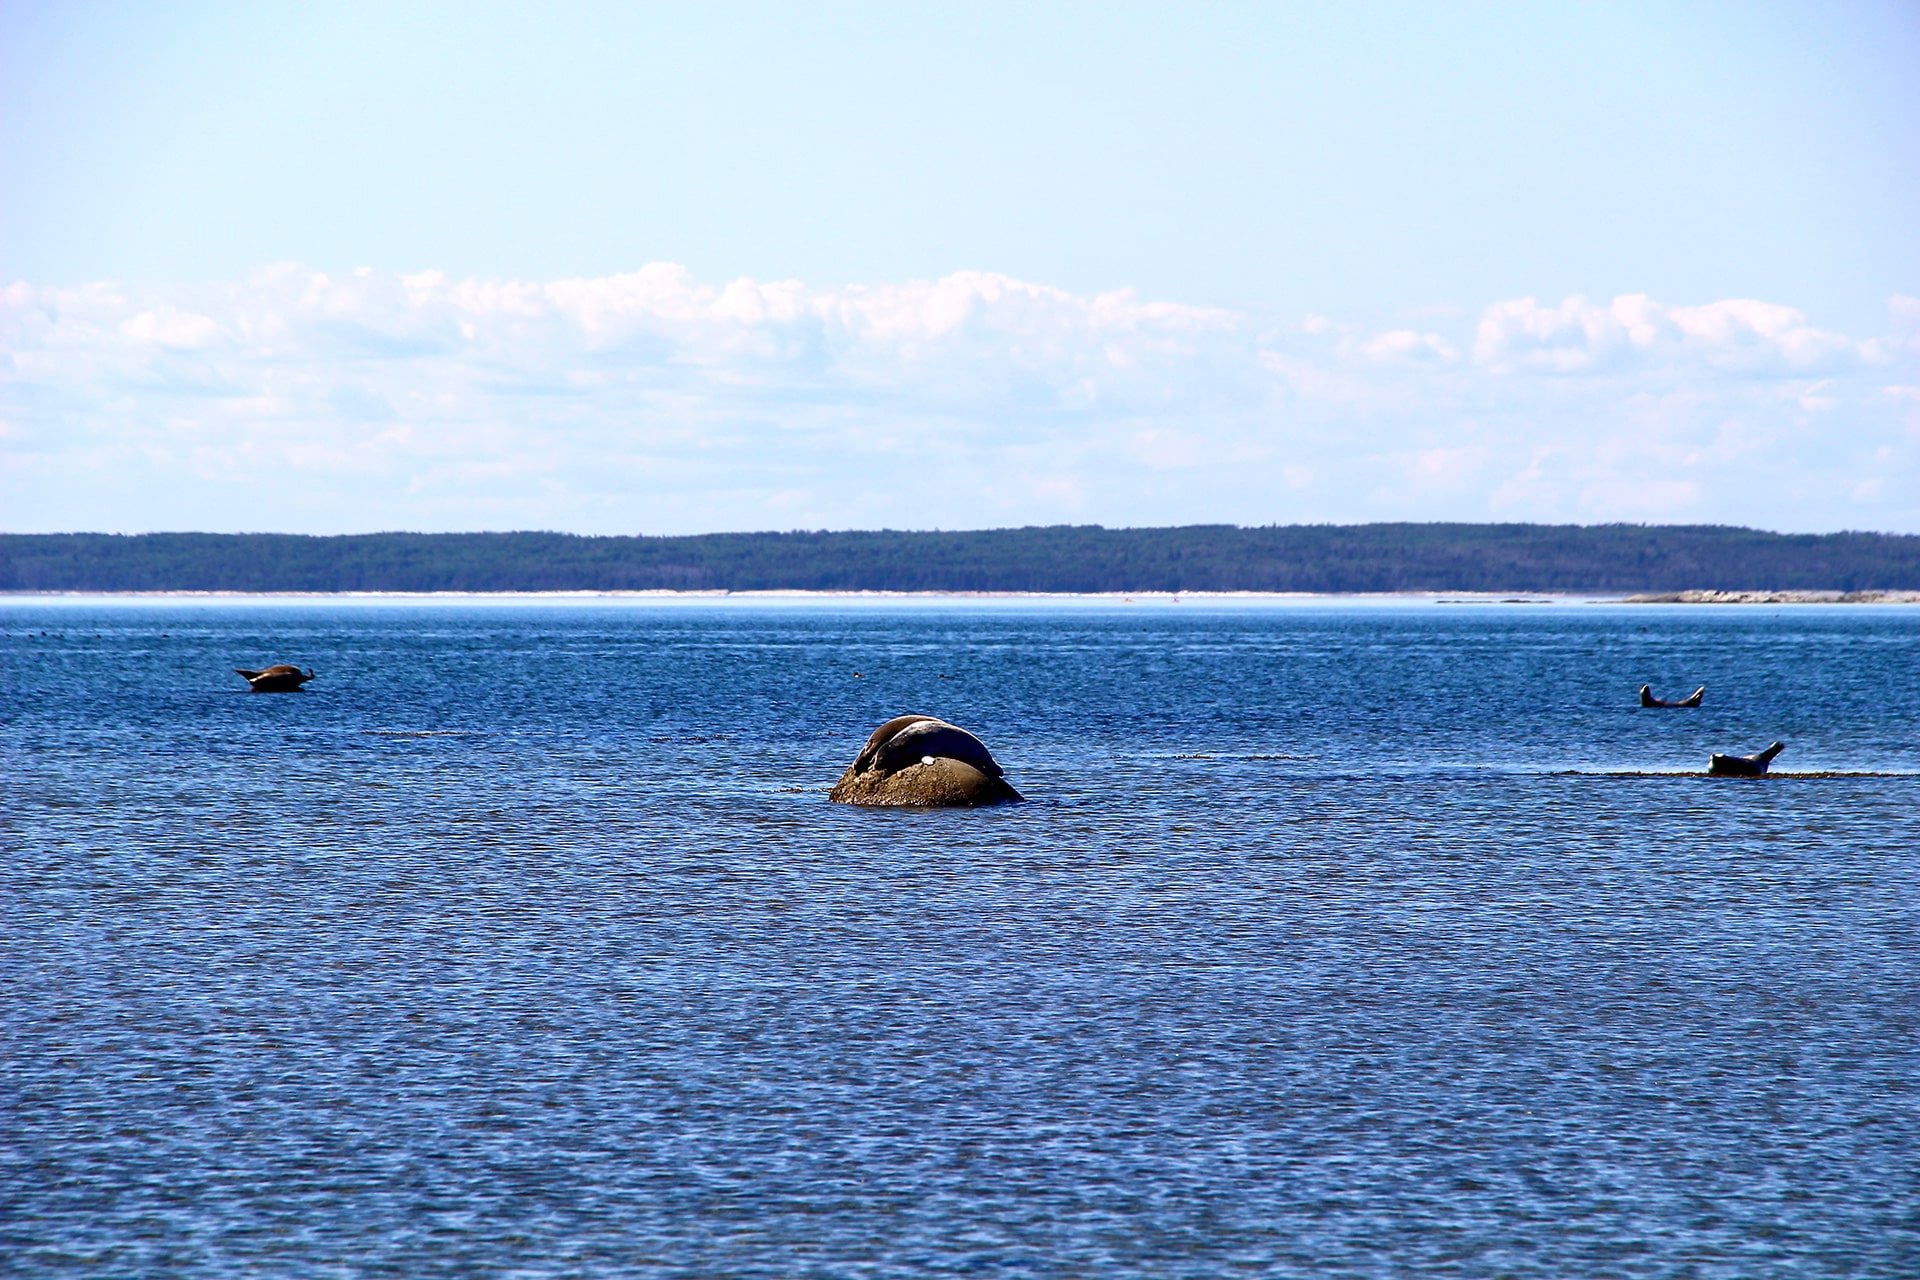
top-left (1708, 741), bottom-right (1785, 777)
top-left (236, 665), bottom-right (315, 692)
top-left (828, 714), bottom-right (1023, 807)
top-left (1641, 684), bottom-right (1704, 708)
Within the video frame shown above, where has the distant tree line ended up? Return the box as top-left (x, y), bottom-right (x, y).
top-left (3, 524), bottom-right (1919, 593)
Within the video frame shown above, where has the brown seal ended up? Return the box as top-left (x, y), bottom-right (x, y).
top-left (236, 665), bottom-right (315, 692)
top-left (1640, 684), bottom-right (1704, 708)
top-left (829, 715), bottom-right (1023, 807)
top-left (1708, 741), bottom-right (1785, 777)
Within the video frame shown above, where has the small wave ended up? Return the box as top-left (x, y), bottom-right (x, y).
top-left (1163, 752), bottom-right (1314, 761)
top-left (1549, 769), bottom-right (1920, 779)
top-left (361, 729), bottom-right (480, 738)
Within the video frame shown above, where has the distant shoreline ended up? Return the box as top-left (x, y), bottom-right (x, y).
top-left (0, 588), bottom-right (1565, 602)
top-left (5, 589), bottom-right (1918, 605)
top-left (7, 525), bottom-right (1920, 595)
top-left (1620, 590), bottom-right (1920, 604)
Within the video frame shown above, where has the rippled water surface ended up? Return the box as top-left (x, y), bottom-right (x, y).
top-left (5, 597), bottom-right (1917, 1277)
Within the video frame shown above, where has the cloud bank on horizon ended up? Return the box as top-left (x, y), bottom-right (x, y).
top-left (4, 264), bottom-right (1917, 536)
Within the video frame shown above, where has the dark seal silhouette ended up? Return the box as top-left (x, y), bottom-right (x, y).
top-left (1640, 684), bottom-right (1704, 708)
top-left (1708, 741), bottom-right (1785, 777)
top-left (236, 665), bottom-right (315, 693)
top-left (829, 714), bottom-right (1023, 807)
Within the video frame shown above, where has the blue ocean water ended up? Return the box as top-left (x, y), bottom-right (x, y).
top-left (3, 596), bottom-right (1916, 1278)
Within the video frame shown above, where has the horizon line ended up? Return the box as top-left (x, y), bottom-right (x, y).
top-left (9, 521), bottom-right (1920, 540)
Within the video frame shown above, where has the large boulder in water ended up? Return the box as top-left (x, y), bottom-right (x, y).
top-left (828, 715), bottom-right (1023, 807)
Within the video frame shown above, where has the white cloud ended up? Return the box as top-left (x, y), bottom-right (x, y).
top-left (1361, 329), bottom-right (1458, 365)
top-left (1472, 293), bottom-right (1862, 375)
top-left (120, 307), bottom-right (221, 349)
top-left (2, 266), bottom-right (1916, 533)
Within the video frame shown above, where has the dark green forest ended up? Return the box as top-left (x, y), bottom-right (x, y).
top-left (4, 524), bottom-right (1918, 593)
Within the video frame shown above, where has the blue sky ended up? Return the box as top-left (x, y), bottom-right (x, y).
top-left (3, 1), bottom-right (1917, 534)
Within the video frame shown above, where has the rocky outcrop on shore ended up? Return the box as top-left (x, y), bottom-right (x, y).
top-left (1623, 590), bottom-right (1920, 604)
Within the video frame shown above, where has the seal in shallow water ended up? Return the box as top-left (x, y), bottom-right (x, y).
top-left (1640, 684), bottom-right (1704, 708)
top-left (236, 665), bottom-right (315, 692)
top-left (1708, 741), bottom-right (1785, 777)
top-left (829, 714), bottom-right (1023, 807)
